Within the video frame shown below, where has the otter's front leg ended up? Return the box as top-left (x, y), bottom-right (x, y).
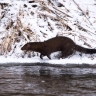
top-left (40, 54), bottom-right (43, 59)
top-left (47, 54), bottom-right (51, 59)
top-left (40, 53), bottom-right (51, 60)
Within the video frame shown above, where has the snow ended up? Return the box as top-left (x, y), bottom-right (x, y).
top-left (0, 0), bottom-right (96, 65)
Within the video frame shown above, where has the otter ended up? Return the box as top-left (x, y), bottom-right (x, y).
top-left (21, 36), bottom-right (96, 59)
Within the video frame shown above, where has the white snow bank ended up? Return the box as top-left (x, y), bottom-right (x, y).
top-left (0, 53), bottom-right (96, 65)
top-left (0, 0), bottom-right (96, 65)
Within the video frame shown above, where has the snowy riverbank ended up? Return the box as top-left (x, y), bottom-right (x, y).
top-left (0, 0), bottom-right (96, 65)
top-left (0, 54), bottom-right (96, 65)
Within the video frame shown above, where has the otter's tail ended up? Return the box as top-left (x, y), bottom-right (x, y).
top-left (75, 45), bottom-right (96, 54)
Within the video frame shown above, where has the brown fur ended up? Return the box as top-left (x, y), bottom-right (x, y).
top-left (21, 36), bottom-right (96, 59)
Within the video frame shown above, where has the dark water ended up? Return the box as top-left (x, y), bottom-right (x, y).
top-left (0, 63), bottom-right (96, 96)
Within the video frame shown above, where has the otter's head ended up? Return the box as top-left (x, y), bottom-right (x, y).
top-left (21, 43), bottom-right (31, 50)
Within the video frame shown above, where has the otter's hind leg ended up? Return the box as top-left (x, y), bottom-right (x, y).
top-left (61, 49), bottom-right (74, 59)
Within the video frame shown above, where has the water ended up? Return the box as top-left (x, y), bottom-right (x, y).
top-left (0, 63), bottom-right (96, 96)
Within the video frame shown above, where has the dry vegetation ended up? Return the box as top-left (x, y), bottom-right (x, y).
top-left (0, 0), bottom-right (96, 58)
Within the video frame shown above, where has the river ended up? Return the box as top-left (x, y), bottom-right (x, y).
top-left (0, 63), bottom-right (96, 96)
